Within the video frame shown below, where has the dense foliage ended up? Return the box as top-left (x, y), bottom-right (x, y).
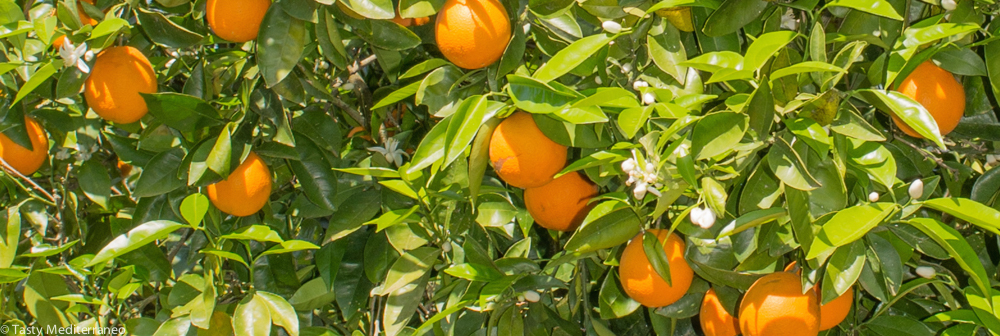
top-left (1, 0), bottom-right (1000, 335)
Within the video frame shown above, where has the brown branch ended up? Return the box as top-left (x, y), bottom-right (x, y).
top-left (0, 157), bottom-right (57, 204)
top-left (165, 229), bottom-right (194, 263)
top-left (894, 135), bottom-right (960, 177)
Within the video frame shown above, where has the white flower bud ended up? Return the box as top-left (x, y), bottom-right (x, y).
top-left (524, 290), bottom-right (540, 302)
top-left (645, 163), bottom-right (655, 173)
top-left (633, 80), bottom-right (648, 91)
top-left (633, 181), bottom-right (648, 199)
top-left (602, 21), bottom-right (622, 34)
top-left (441, 241), bottom-right (452, 253)
top-left (644, 175), bottom-right (657, 184)
top-left (626, 175), bottom-right (636, 186)
top-left (675, 144), bottom-right (690, 158)
top-left (915, 266), bottom-right (936, 279)
top-left (621, 159), bottom-right (636, 173)
top-left (909, 179), bottom-right (924, 200)
top-left (342, 83), bottom-right (355, 91)
top-left (642, 92), bottom-right (656, 105)
top-left (988, 154), bottom-right (998, 165)
top-left (868, 192), bottom-right (880, 203)
top-left (697, 207), bottom-right (716, 229)
top-left (622, 62), bottom-right (633, 73)
top-left (941, 0), bottom-right (957, 11)
top-left (690, 207), bottom-right (704, 225)
top-left (595, 76), bottom-right (603, 85)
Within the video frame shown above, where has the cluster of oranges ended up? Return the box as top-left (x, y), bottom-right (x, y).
top-left (616, 229), bottom-right (853, 336)
top-left (489, 112), bottom-right (598, 232)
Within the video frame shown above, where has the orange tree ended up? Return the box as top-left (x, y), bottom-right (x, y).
top-left (1, 0), bottom-right (1000, 335)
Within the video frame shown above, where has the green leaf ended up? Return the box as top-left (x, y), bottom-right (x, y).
top-left (743, 31), bottom-right (799, 71)
top-left (134, 8), bottom-right (204, 48)
top-left (717, 208), bottom-right (785, 238)
top-left (407, 115), bottom-right (449, 174)
top-left (340, 0), bottom-right (394, 19)
top-left (533, 33), bottom-right (615, 83)
top-left (618, 106), bottom-right (655, 139)
top-left (87, 220), bottom-right (185, 266)
top-left (769, 61), bottom-right (847, 81)
top-left (648, 20), bottom-right (688, 83)
top-left (599, 272), bottom-right (641, 319)
top-left (79, 159), bottom-right (111, 209)
top-left (807, 203), bottom-right (894, 259)
top-left (13, 61), bottom-right (60, 104)
top-left (376, 246), bottom-right (439, 295)
top-left (258, 3), bottom-right (308, 87)
top-left (767, 137), bottom-right (821, 191)
top-left (290, 133), bottom-right (338, 211)
top-left (701, 177), bottom-right (727, 218)
top-left (907, 218), bottom-right (991, 299)
top-left (444, 96), bottom-right (502, 167)
top-left (642, 232), bottom-right (672, 286)
top-left (824, 0), bottom-right (903, 21)
top-left (691, 111), bottom-right (748, 160)
top-left (259, 240), bottom-right (320, 257)
top-left (257, 291), bottom-right (300, 336)
top-left (746, 79), bottom-right (774, 138)
top-left (334, 167), bottom-right (400, 178)
top-left (971, 167), bottom-right (1000, 208)
top-left (221, 225), bottom-right (284, 243)
top-left (0, 268), bottom-right (27, 284)
top-left (234, 294), bottom-right (271, 336)
top-left (922, 198), bottom-right (1000, 235)
top-left (857, 89), bottom-right (945, 149)
top-left (565, 205), bottom-right (641, 254)
top-left (846, 137), bottom-right (897, 190)
top-left (444, 263), bottom-right (504, 282)
top-left (141, 93), bottom-right (224, 133)
top-left (821, 241), bottom-right (865, 304)
top-left (702, 0), bottom-right (770, 37)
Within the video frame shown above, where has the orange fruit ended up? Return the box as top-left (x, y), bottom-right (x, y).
top-left (488, 112), bottom-right (567, 188)
top-left (619, 230), bottom-right (694, 307)
top-left (523, 172), bottom-right (598, 231)
top-left (78, 0), bottom-right (99, 26)
top-left (347, 126), bottom-right (373, 142)
top-left (206, 152), bottom-right (272, 217)
top-left (206, 0), bottom-right (271, 43)
top-left (700, 288), bottom-right (740, 336)
top-left (84, 46), bottom-right (158, 124)
top-left (893, 61), bottom-right (965, 138)
top-left (819, 286), bottom-right (852, 331)
top-left (739, 272), bottom-right (820, 336)
top-left (412, 16), bottom-right (431, 26)
top-left (117, 159), bottom-right (132, 178)
top-left (0, 117), bottom-right (48, 175)
top-left (52, 35), bottom-right (68, 49)
top-left (434, 0), bottom-right (511, 69)
top-left (783, 261), bottom-right (853, 331)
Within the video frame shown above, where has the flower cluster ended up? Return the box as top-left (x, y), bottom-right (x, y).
top-left (621, 153), bottom-right (662, 200)
top-left (689, 207), bottom-right (717, 229)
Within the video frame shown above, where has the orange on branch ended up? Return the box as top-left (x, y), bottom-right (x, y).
top-left (523, 172), bottom-right (598, 232)
top-left (739, 272), bottom-right (821, 336)
top-left (700, 288), bottom-right (740, 336)
top-left (434, 0), bottom-right (511, 69)
top-left (619, 230), bottom-right (694, 307)
top-left (488, 112), bottom-right (566, 188)
top-left (206, 0), bottom-right (271, 42)
top-left (206, 152), bottom-right (272, 217)
top-left (78, 0), bottom-right (98, 26)
top-left (0, 117), bottom-right (48, 176)
top-left (784, 261), bottom-right (853, 331)
top-left (893, 61), bottom-right (966, 138)
top-left (84, 46), bottom-right (158, 124)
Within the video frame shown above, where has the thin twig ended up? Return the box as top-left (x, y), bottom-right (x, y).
top-left (0, 157), bottom-right (57, 204)
top-left (894, 135), bottom-right (960, 177)
top-left (166, 229), bottom-right (194, 263)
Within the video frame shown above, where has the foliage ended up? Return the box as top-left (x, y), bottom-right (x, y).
top-left (0, 0), bottom-right (999, 335)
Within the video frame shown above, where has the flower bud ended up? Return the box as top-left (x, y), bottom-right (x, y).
top-left (689, 207), bottom-right (704, 225)
top-left (697, 208), bottom-right (716, 229)
top-left (621, 159), bottom-right (636, 173)
top-left (645, 163), bottom-right (656, 174)
top-left (602, 21), bottom-right (622, 34)
top-left (868, 192), bottom-right (879, 203)
top-left (524, 290), bottom-right (540, 302)
top-left (634, 182), bottom-right (648, 199)
top-left (941, 0), bottom-right (957, 11)
top-left (595, 76), bottom-right (603, 85)
top-left (908, 179), bottom-right (924, 200)
top-left (915, 266), bottom-right (936, 279)
top-left (622, 62), bottom-right (633, 73)
top-left (633, 80), bottom-right (648, 91)
top-left (442, 241), bottom-right (452, 253)
top-left (642, 92), bottom-right (656, 105)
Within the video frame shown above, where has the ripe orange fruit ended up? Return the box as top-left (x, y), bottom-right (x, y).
top-left (619, 230), bottom-right (694, 307)
top-left (78, 0), bottom-right (99, 26)
top-left (700, 288), bottom-right (740, 336)
top-left (523, 172), bottom-right (598, 231)
top-left (783, 261), bottom-right (853, 331)
top-left (488, 112), bottom-right (567, 188)
top-left (893, 61), bottom-right (965, 138)
top-left (85, 46), bottom-right (158, 124)
top-left (117, 159), bottom-right (132, 178)
top-left (819, 286), bottom-right (852, 331)
top-left (52, 35), bottom-right (68, 49)
top-left (739, 272), bottom-right (820, 336)
top-left (206, 152), bottom-right (272, 217)
top-left (206, 0), bottom-right (271, 43)
top-left (434, 0), bottom-right (511, 69)
top-left (0, 117), bottom-right (48, 175)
